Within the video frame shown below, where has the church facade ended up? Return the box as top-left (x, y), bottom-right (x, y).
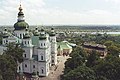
top-left (2, 5), bottom-right (57, 76)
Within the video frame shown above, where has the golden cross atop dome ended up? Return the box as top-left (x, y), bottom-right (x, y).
top-left (19, 5), bottom-right (22, 11)
top-left (19, 0), bottom-right (22, 11)
top-left (20, 0), bottom-right (21, 4)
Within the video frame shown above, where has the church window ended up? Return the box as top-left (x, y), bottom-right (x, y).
top-left (25, 64), bottom-right (27, 68)
top-left (41, 56), bottom-right (43, 60)
top-left (41, 43), bottom-right (42, 46)
top-left (41, 69), bottom-right (44, 74)
top-left (33, 65), bottom-right (35, 68)
top-left (20, 34), bottom-right (22, 39)
top-left (23, 34), bottom-right (24, 38)
top-left (24, 54), bottom-right (26, 58)
top-left (19, 67), bottom-right (21, 70)
top-left (25, 41), bottom-right (26, 44)
top-left (52, 60), bottom-right (54, 63)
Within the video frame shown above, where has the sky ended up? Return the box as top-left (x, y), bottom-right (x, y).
top-left (1, 0), bottom-right (120, 25)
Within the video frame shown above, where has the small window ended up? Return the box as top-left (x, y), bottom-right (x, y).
top-left (24, 54), bottom-right (26, 58)
top-left (20, 34), bottom-right (22, 39)
top-left (41, 43), bottom-right (42, 46)
top-left (28, 41), bottom-right (29, 44)
top-left (52, 60), bottom-right (54, 63)
top-left (19, 67), bottom-right (21, 70)
top-left (6, 40), bottom-right (8, 42)
top-left (44, 43), bottom-right (45, 46)
top-left (33, 65), bottom-right (35, 68)
top-left (41, 56), bottom-right (43, 60)
top-left (41, 69), bottom-right (44, 74)
top-left (25, 64), bottom-right (27, 68)
top-left (25, 41), bottom-right (26, 44)
top-left (23, 34), bottom-right (24, 38)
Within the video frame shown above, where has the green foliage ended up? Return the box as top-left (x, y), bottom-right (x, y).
top-left (63, 66), bottom-right (96, 80)
top-left (62, 34), bottom-right (120, 80)
top-left (86, 50), bottom-right (99, 67)
top-left (0, 43), bottom-right (24, 80)
top-left (4, 43), bottom-right (24, 63)
top-left (94, 55), bottom-right (120, 80)
top-left (104, 40), bottom-right (120, 56)
top-left (104, 41), bottom-right (113, 47)
top-left (64, 47), bottom-right (87, 74)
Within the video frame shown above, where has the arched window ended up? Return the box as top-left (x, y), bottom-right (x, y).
top-left (41, 43), bottom-right (42, 46)
top-left (52, 60), bottom-right (54, 63)
top-left (28, 41), bottom-right (29, 44)
top-left (41, 69), bottom-right (44, 74)
top-left (24, 54), bottom-right (26, 58)
top-left (33, 65), bottom-right (35, 68)
top-left (41, 56), bottom-right (43, 60)
top-left (25, 64), bottom-right (27, 68)
top-left (20, 34), bottom-right (22, 39)
top-left (19, 67), bottom-right (21, 70)
top-left (44, 43), bottom-right (45, 46)
top-left (23, 34), bottom-right (24, 38)
top-left (25, 41), bottom-right (26, 44)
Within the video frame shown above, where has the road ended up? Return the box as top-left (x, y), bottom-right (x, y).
top-left (39, 56), bottom-right (70, 80)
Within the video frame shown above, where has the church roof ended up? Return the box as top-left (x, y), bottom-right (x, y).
top-left (31, 36), bottom-right (39, 46)
top-left (14, 5), bottom-right (29, 30)
top-left (14, 21), bottom-right (29, 30)
top-left (57, 41), bottom-right (72, 50)
top-left (49, 28), bottom-right (56, 36)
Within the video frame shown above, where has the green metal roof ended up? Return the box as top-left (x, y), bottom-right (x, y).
top-left (32, 36), bottom-right (39, 46)
top-left (57, 41), bottom-right (72, 50)
top-left (14, 21), bottom-right (29, 30)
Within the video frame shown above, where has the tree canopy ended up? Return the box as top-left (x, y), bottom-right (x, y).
top-left (0, 43), bottom-right (24, 80)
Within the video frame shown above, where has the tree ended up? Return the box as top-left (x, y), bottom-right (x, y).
top-left (0, 43), bottom-right (24, 80)
top-left (63, 66), bottom-right (96, 80)
top-left (104, 41), bottom-right (113, 47)
top-left (86, 50), bottom-right (99, 67)
top-left (94, 55), bottom-right (120, 80)
top-left (4, 43), bottom-right (24, 63)
top-left (107, 45), bottom-right (120, 57)
top-left (64, 47), bottom-right (87, 74)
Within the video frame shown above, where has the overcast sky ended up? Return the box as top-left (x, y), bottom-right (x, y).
top-left (0, 0), bottom-right (120, 25)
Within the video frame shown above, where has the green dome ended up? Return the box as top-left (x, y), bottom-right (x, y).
top-left (39, 33), bottom-right (47, 40)
top-left (34, 32), bottom-right (39, 36)
top-left (2, 31), bottom-right (11, 38)
top-left (14, 21), bottom-right (29, 30)
top-left (39, 36), bottom-right (47, 40)
top-left (49, 28), bottom-right (56, 36)
top-left (49, 31), bottom-right (56, 36)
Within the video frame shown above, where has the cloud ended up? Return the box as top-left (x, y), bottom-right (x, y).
top-left (105, 0), bottom-right (120, 4)
top-left (0, 0), bottom-right (120, 25)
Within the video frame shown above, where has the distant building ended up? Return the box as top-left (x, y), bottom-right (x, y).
top-left (1, 5), bottom-right (57, 77)
top-left (83, 42), bottom-right (107, 58)
top-left (57, 41), bottom-right (73, 56)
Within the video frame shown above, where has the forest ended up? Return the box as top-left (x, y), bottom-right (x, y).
top-left (62, 33), bottom-right (120, 80)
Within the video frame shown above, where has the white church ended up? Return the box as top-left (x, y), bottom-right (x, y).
top-left (2, 4), bottom-right (57, 76)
